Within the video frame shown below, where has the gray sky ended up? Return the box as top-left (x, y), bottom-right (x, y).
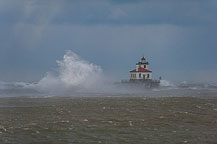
top-left (0, 0), bottom-right (217, 83)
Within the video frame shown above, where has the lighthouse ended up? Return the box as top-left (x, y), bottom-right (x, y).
top-left (130, 56), bottom-right (152, 80)
top-left (120, 56), bottom-right (159, 88)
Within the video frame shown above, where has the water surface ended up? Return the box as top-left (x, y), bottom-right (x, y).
top-left (0, 90), bottom-right (217, 144)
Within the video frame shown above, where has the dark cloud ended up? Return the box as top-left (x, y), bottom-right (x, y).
top-left (0, 0), bottom-right (217, 82)
top-left (50, 0), bottom-right (217, 26)
top-left (0, 0), bottom-right (216, 26)
top-left (108, 0), bottom-right (145, 5)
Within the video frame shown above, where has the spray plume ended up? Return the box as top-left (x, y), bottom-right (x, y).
top-left (36, 50), bottom-right (103, 93)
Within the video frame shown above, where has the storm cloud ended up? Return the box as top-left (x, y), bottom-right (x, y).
top-left (0, 0), bottom-right (217, 83)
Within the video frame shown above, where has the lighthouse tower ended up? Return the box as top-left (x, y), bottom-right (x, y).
top-left (130, 56), bottom-right (152, 80)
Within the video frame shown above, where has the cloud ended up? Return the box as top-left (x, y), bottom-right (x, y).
top-left (107, 7), bottom-right (127, 20)
top-left (0, 0), bottom-right (216, 26)
top-left (0, 0), bottom-right (62, 49)
top-left (109, 0), bottom-right (145, 5)
top-left (0, 0), bottom-right (217, 83)
top-left (53, 0), bottom-right (217, 26)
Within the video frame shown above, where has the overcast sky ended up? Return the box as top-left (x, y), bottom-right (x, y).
top-left (0, 0), bottom-right (217, 83)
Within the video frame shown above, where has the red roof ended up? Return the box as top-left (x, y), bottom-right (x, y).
top-left (141, 57), bottom-right (145, 60)
top-left (130, 67), bottom-right (152, 72)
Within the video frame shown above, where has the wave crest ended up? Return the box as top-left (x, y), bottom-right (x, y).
top-left (36, 51), bottom-right (103, 93)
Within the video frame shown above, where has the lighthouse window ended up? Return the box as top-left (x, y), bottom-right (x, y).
top-left (144, 65), bottom-right (146, 68)
top-left (131, 74), bottom-right (136, 78)
top-left (139, 73), bottom-right (141, 78)
top-left (147, 74), bottom-right (150, 78)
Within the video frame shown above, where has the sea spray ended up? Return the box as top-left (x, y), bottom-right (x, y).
top-left (0, 51), bottom-right (198, 96)
top-left (160, 80), bottom-right (175, 87)
top-left (28, 50), bottom-right (136, 94)
top-left (35, 50), bottom-right (103, 93)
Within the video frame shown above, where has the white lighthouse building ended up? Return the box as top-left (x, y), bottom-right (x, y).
top-left (130, 57), bottom-right (152, 80)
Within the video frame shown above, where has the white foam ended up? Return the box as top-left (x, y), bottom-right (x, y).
top-left (160, 80), bottom-right (175, 87)
top-left (35, 50), bottom-right (103, 93)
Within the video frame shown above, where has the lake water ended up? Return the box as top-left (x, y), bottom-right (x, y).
top-left (0, 87), bottom-right (217, 144)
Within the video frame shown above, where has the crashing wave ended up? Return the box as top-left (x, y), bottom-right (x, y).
top-left (34, 50), bottom-right (103, 93)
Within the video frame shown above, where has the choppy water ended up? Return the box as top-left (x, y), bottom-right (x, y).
top-left (0, 88), bottom-right (217, 144)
